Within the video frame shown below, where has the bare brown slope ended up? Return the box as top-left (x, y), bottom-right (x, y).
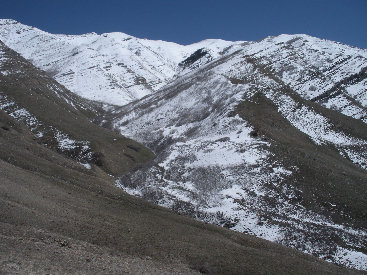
top-left (0, 110), bottom-right (361, 274)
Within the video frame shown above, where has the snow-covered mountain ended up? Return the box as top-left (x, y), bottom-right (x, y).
top-left (1, 19), bottom-right (367, 271)
top-left (109, 35), bottom-right (366, 270)
top-left (111, 38), bottom-right (367, 270)
top-left (1, 19), bottom-right (365, 121)
top-left (0, 19), bottom-right (242, 105)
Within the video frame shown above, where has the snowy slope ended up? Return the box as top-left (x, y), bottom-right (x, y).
top-left (1, 19), bottom-right (366, 123)
top-left (0, 19), bottom-right (242, 105)
top-left (242, 34), bottom-right (367, 122)
top-left (1, 20), bottom-right (366, 122)
top-left (112, 44), bottom-right (367, 270)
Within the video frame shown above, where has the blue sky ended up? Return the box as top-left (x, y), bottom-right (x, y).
top-left (1, 0), bottom-right (366, 49)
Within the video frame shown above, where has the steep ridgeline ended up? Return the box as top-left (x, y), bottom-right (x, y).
top-left (0, 20), bottom-right (366, 123)
top-left (0, 19), bottom-right (241, 105)
top-left (0, 40), bottom-right (153, 176)
top-left (110, 37), bottom-right (367, 270)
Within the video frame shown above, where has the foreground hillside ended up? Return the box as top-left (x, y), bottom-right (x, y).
top-left (0, 41), bottom-right (356, 274)
top-left (0, 115), bottom-right (356, 274)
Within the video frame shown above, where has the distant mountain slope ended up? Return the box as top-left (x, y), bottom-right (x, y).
top-left (1, 20), bottom-right (366, 124)
top-left (0, 38), bottom-right (355, 275)
top-left (0, 19), bottom-right (241, 105)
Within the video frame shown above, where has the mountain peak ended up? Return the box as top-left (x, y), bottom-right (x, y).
top-left (0, 18), bottom-right (20, 25)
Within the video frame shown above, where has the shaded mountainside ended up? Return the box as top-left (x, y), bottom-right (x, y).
top-left (0, 42), bottom-right (356, 275)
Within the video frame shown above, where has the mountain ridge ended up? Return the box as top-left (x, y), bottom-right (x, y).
top-left (1, 19), bottom-right (366, 124)
top-left (0, 19), bottom-right (243, 105)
